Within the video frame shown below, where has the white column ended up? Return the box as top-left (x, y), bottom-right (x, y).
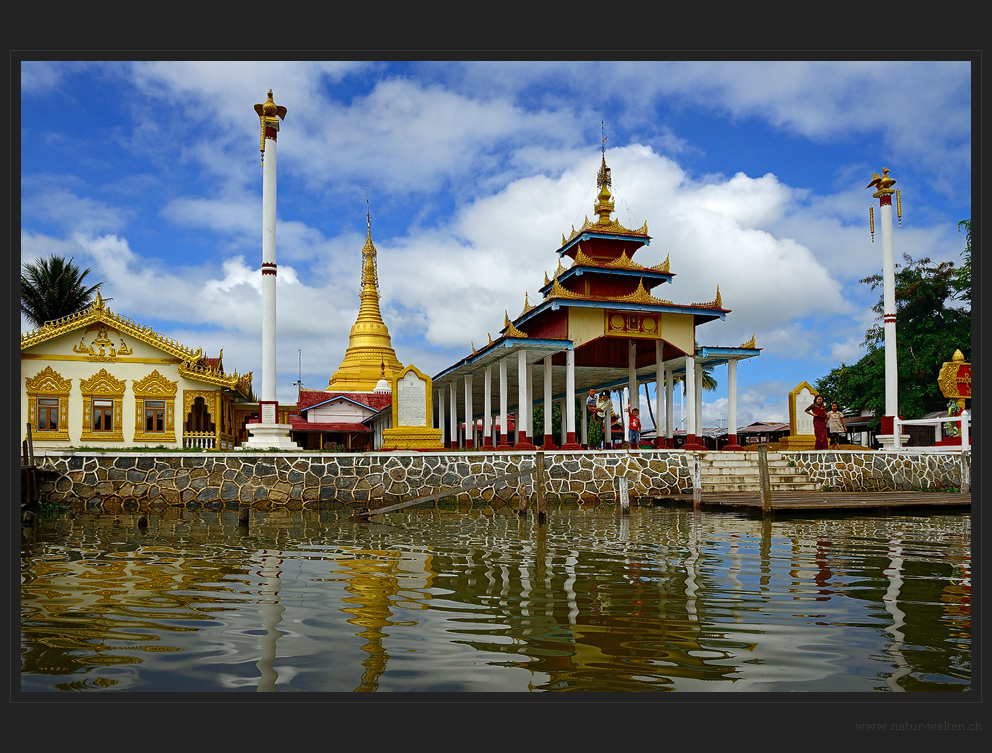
top-left (436, 389), bottom-right (445, 442)
top-left (565, 348), bottom-right (577, 446)
top-left (449, 383), bottom-right (458, 450)
top-left (245, 93), bottom-right (299, 450)
top-left (881, 196), bottom-right (898, 420)
top-left (543, 356), bottom-right (553, 446)
top-left (604, 390), bottom-right (612, 448)
top-left (581, 393), bottom-right (588, 446)
top-left (260, 128), bottom-right (278, 410)
top-left (560, 398), bottom-right (567, 445)
top-left (499, 356), bottom-right (509, 447)
top-left (726, 359), bottom-right (739, 448)
top-left (516, 349), bottom-right (529, 446)
top-left (464, 373), bottom-right (474, 449)
top-left (694, 360), bottom-right (704, 434)
top-left (655, 341), bottom-right (664, 445)
top-left (666, 368), bottom-right (674, 440)
top-left (483, 364), bottom-right (492, 447)
top-left (526, 362), bottom-right (534, 440)
top-left (685, 357), bottom-right (697, 438)
top-left (628, 342), bottom-right (639, 416)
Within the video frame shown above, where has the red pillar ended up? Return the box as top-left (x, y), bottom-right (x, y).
top-left (723, 433), bottom-right (745, 451)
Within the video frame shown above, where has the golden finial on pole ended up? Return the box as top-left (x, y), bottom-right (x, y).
top-left (253, 89), bottom-right (287, 164)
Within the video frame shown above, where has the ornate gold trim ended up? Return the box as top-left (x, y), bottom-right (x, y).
top-left (604, 251), bottom-right (642, 270)
top-left (549, 278), bottom-right (587, 300)
top-left (503, 312), bottom-right (528, 338)
top-left (132, 371), bottom-right (178, 442)
top-left (691, 285), bottom-right (723, 309)
top-left (517, 292), bottom-right (536, 319)
top-left (740, 333), bottom-right (757, 349)
top-left (25, 366), bottom-right (71, 441)
top-left (651, 254), bottom-right (671, 273)
top-left (21, 291), bottom-right (204, 362)
top-left (564, 214), bottom-right (648, 242)
top-left (866, 167), bottom-right (896, 198)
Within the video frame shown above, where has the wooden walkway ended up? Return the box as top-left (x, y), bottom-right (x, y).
top-left (645, 490), bottom-right (971, 514)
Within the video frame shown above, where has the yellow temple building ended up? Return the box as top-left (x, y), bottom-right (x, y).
top-left (20, 291), bottom-right (256, 450)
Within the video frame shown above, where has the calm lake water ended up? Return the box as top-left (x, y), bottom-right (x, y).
top-left (20, 502), bottom-right (971, 693)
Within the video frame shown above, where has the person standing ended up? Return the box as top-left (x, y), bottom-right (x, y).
top-left (626, 407), bottom-right (642, 449)
top-left (805, 394), bottom-right (829, 450)
top-left (586, 388), bottom-right (601, 446)
top-left (597, 391), bottom-right (613, 449)
top-left (827, 402), bottom-right (846, 447)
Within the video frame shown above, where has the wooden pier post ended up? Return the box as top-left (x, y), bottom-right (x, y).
top-left (692, 454), bottom-right (702, 509)
top-left (960, 451), bottom-right (971, 494)
top-left (517, 463), bottom-right (528, 517)
top-left (22, 423), bottom-right (39, 508)
top-left (758, 444), bottom-right (773, 516)
top-left (617, 474), bottom-right (630, 515)
top-left (535, 451), bottom-right (546, 521)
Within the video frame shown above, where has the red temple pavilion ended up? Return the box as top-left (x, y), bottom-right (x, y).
top-left (431, 145), bottom-right (760, 451)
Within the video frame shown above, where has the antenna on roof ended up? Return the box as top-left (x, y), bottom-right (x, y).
top-left (293, 349), bottom-right (302, 399)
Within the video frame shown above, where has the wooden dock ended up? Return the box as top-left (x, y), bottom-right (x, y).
top-left (645, 490), bottom-right (971, 514)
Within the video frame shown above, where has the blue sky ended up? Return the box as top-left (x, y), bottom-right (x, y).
top-left (19, 59), bottom-right (973, 428)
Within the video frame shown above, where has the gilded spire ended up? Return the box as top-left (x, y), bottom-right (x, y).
top-left (594, 136), bottom-right (615, 227)
top-left (326, 208), bottom-right (404, 392)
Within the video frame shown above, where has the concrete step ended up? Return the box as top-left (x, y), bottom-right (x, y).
top-left (702, 481), bottom-right (821, 493)
top-left (701, 468), bottom-right (808, 479)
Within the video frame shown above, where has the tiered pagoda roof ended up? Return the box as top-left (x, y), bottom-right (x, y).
top-left (495, 149), bottom-right (727, 344)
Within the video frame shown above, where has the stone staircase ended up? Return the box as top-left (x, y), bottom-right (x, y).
top-left (697, 452), bottom-right (818, 493)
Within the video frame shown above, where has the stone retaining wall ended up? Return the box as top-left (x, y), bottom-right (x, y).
top-left (32, 449), bottom-right (969, 511)
top-left (790, 450), bottom-right (971, 491)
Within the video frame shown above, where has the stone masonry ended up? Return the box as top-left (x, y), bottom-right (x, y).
top-left (32, 449), bottom-right (969, 512)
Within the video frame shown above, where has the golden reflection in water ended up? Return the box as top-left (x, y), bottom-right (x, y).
top-left (334, 545), bottom-right (435, 692)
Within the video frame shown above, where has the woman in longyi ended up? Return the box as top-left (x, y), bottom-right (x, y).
top-left (805, 394), bottom-right (829, 450)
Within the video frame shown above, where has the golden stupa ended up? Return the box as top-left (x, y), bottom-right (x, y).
top-left (326, 217), bottom-right (404, 392)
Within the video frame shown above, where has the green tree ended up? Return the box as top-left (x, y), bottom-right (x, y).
top-left (21, 255), bottom-right (103, 327)
top-left (815, 221), bottom-right (971, 425)
top-left (952, 219), bottom-right (971, 304)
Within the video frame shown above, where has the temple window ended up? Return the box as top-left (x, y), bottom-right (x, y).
top-left (132, 370), bottom-right (177, 443)
top-left (144, 400), bottom-right (166, 433)
top-left (92, 399), bottom-right (114, 432)
top-left (80, 368), bottom-right (126, 443)
top-left (25, 366), bottom-right (71, 442)
top-left (37, 397), bottom-right (60, 432)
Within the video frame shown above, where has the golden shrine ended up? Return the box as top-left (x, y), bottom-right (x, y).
top-left (326, 217), bottom-right (404, 392)
top-left (938, 349), bottom-right (971, 410)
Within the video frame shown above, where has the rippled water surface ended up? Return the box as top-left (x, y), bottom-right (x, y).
top-left (20, 504), bottom-right (971, 693)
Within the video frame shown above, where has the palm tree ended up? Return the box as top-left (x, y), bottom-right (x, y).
top-left (21, 255), bottom-right (103, 327)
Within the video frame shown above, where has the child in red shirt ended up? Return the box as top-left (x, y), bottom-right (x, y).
top-left (627, 408), bottom-right (642, 448)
